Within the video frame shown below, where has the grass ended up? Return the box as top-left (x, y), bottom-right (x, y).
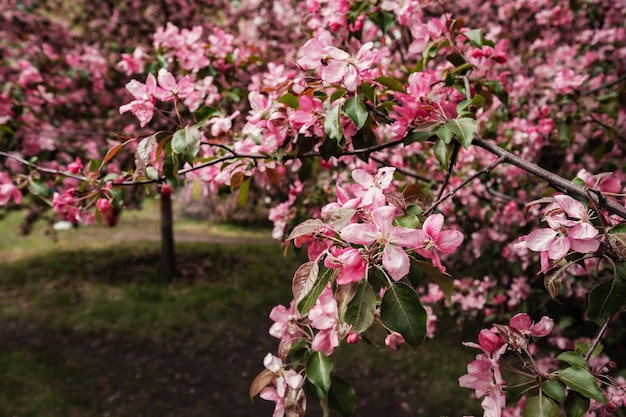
top-left (0, 201), bottom-right (482, 416)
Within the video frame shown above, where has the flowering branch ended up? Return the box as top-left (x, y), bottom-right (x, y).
top-left (472, 137), bottom-right (626, 220)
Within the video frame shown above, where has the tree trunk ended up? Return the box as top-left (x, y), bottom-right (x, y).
top-left (160, 185), bottom-right (177, 280)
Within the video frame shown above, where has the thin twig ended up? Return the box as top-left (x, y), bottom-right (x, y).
top-left (424, 156), bottom-right (505, 215)
top-left (585, 317), bottom-right (611, 362)
top-left (0, 151), bottom-right (91, 182)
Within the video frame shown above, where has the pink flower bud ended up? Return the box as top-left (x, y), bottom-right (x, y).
top-left (346, 333), bottom-right (360, 344)
top-left (67, 157), bottom-right (83, 175)
top-left (161, 183), bottom-right (173, 197)
top-left (478, 329), bottom-right (504, 354)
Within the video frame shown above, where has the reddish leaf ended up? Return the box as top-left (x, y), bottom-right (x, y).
top-left (286, 219), bottom-right (325, 242)
top-left (230, 171), bottom-right (245, 190)
top-left (249, 368), bottom-right (275, 399)
top-left (292, 262), bottom-right (320, 304)
top-left (335, 282), bottom-right (359, 320)
top-left (100, 139), bottom-right (134, 170)
top-left (266, 167), bottom-right (282, 187)
top-left (321, 208), bottom-right (356, 230)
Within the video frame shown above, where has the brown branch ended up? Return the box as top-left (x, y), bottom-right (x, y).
top-left (472, 137), bottom-right (626, 220)
top-left (584, 317), bottom-right (611, 362)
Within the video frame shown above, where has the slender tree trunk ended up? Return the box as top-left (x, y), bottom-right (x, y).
top-left (160, 185), bottom-right (177, 280)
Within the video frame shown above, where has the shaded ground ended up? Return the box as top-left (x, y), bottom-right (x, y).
top-left (0, 321), bottom-right (414, 417)
top-left (0, 209), bottom-right (480, 416)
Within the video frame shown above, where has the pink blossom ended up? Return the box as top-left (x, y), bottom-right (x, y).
top-left (525, 195), bottom-right (600, 265)
top-left (259, 353), bottom-right (304, 417)
top-left (351, 166), bottom-right (395, 208)
top-left (67, 157), bottom-right (83, 175)
top-left (0, 173), bottom-right (22, 206)
top-left (153, 68), bottom-right (194, 101)
top-left (119, 74), bottom-right (157, 127)
top-left (268, 300), bottom-right (302, 343)
top-left (509, 313), bottom-right (554, 337)
top-left (309, 285), bottom-right (339, 355)
top-left (324, 247), bottom-right (367, 284)
top-left (385, 331), bottom-right (405, 350)
top-left (340, 206), bottom-right (419, 281)
top-left (96, 198), bottom-right (119, 227)
top-left (414, 214), bottom-right (464, 273)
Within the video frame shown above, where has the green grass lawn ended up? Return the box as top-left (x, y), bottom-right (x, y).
top-left (0, 202), bottom-right (481, 417)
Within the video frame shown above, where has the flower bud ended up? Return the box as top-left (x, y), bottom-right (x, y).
top-left (346, 333), bottom-right (360, 345)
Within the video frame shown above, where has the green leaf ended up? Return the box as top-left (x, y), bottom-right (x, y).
top-left (194, 106), bottom-right (220, 123)
top-left (344, 281), bottom-right (377, 333)
top-left (171, 125), bottom-right (201, 165)
top-left (330, 88), bottom-right (347, 103)
top-left (360, 82), bottom-right (375, 103)
top-left (27, 178), bottom-right (49, 198)
top-left (433, 138), bottom-right (454, 170)
top-left (541, 379), bottom-right (566, 403)
top-left (304, 378), bottom-right (325, 402)
top-left (464, 29), bottom-right (484, 47)
top-left (374, 76), bottom-right (406, 93)
top-left (557, 366), bottom-right (607, 404)
top-left (306, 351), bottom-right (333, 394)
top-left (277, 93), bottom-right (300, 109)
top-left (298, 268), bottom-right (330, 316)
top-left (394, 213), bottom-right (420, 229)
top-left (380, 282), bottom-right (427, 350)
top-left (369, 10), bottom-right (395, 33)
top-left (411, 260), bottom-right (453, 303)
top-left (344, 95), bottom-right (368, 130)
top-left (436, 125), bottom-right (453, 144)
top-left (324, 104), bottom-right (343, 141)
top-left (523, 395), bottom-right (559, 417)
top-left (238, 177), bottom-right (251, 207)
top-left (328, 376), bottom-right (357, 417)
top-left (445, 117), bottom-right (478, 149)
top-left (586, 277), bottom-right (626, 324)
top-left (404, 130), bottom-right (434, 144)
top-left (565, 390), bottom-right (590, 417)
top-left (556, 352), bottom-right (588, 369)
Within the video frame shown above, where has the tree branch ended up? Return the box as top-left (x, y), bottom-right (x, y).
top-left (424, 156), bottom-right (505, 216)
top-left (472, 137), bottom-right (626, 220)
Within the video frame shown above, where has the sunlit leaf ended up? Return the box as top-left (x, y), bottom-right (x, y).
top-left (344, 94), bottom-right (368, 130)
top-left (306, 351), bottom-right (333, 394)
top-left (557, 366), bottom-right (607, 404)
top-left (324, 104), bottom-right (343, 141)
top-left (171, 125), bottom-right (201, 165)
top-left (445, 117), bottom-right (478, 149)
top-left (556, 351), bottom-right (588, 369)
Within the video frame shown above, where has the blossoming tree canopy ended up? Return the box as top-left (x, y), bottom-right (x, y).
top-left (2, 0), bottom-right (626, 416)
